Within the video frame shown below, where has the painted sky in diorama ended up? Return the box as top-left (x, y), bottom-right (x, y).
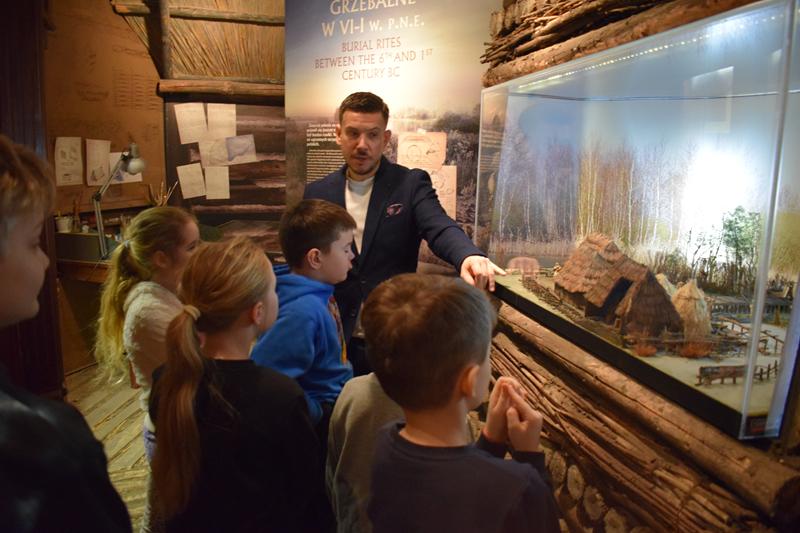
top-left (476, 0), bottom-right (800, 437)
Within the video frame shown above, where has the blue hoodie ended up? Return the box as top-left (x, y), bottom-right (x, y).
top-left (251, 264), bottom-right (353, 423)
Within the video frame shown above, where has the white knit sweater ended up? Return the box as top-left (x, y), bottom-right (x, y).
top-left (122, 281), bottom-right (182, 430)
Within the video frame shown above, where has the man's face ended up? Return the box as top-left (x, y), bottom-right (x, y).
top-left (336, 110), bottom-right (391, 181)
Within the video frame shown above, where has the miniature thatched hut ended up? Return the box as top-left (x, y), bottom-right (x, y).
top-left (615, 271), bottom-right (683, 338)
top-left (554, 233), bottom-right (623, 309)
top-left (584, 256), bottom-right (648, 323)
top-left (672, 279), bottom-right (711, 341)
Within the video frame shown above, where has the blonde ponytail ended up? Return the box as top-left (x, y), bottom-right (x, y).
top-left (94, 206), bottom-right (196, 382)
top-left (151, 237), bottom-right (273, 519)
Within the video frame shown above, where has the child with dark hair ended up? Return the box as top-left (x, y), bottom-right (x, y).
top-left (0, 134), bottom-right (131, 532)
top-left (251, 199), bottom-right (356, 443)
top-left (363, 273), bottom-right (560, 533)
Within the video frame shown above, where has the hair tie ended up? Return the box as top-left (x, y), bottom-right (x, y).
top-left (123, 239), bottom-right (131, 249)
top-left (183, 304), bottom-right (201, 321)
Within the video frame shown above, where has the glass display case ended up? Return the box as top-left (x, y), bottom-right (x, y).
top-left (476, 0), bottom-right (799, 439)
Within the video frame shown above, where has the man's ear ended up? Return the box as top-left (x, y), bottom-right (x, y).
top-left (458, 364), bottom-right (480, 400)
top-left (305, 248), bottom-right (323, 270)
top-left (335, 124), bottom-right (343, 146)
top-left (152, 249), bottom-right (170, 270)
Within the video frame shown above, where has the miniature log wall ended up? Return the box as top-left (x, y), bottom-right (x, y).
top-left (483, 1), bottom-right (800, 529)
top-left (492, 304), bottom-right (800, 530)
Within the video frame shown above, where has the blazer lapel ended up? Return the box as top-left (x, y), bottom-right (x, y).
top-left (329, 165), bottom-right (347, 207)
top-left (358, 157), bottom-right (395, 262)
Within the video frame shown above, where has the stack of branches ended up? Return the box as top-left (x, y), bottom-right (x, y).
top-left (490, 303), bottom-right (800, 530)
top-left (482, 0), bottom-right (664, 68)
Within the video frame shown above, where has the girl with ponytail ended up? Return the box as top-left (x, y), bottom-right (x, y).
top-left (94, 206), bottom-right (199, 459)
top-left (150, 237), bottom-right (321, 532)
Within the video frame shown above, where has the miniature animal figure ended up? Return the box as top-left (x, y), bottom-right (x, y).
top-left (506, 256), bottom-right (540, 278)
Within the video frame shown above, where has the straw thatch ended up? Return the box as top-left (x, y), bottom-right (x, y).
top-left (554, 233), bottom-right (623, 308)
top-left (584, 256), bottom-right (648, 322)
top-left (615, 270), bottom-right (683, 337)
top-left (112, 0), bottom-right (284, 81)
top-left (656, 273), bottom-right (676, 297)
top-left (672, 279), bottom-right (711, 341)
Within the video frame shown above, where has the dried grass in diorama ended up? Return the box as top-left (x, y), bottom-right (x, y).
top-left (584, 256), bottom-right (648, 322)
top-left (616, 271), bottom-right (683, 339)
top-left (656, 273), bottom-right (676, 298)
top-left (672, 279), bottom-right (713, 358)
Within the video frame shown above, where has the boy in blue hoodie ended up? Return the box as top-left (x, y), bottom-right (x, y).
top-left (251, 199), bottom-right (356, 443)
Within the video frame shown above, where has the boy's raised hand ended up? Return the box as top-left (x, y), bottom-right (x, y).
top-left (482, 376), bottom-right (521, 444)
top-left (505, 386), bottom-right (544, 453)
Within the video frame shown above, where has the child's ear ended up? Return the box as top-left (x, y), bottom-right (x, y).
top-left (152, 249), bottom-right (170, 270)
top-left (250, 300), bottom-right (264, 326)
top-left (305, 248), bottom-right (323, 270)
top-left (458, 364), bottom-right (480, 400)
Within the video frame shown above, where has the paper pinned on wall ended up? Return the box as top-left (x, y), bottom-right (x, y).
top-left (207, 103), bottom-right (236, 139)
top-left (109, 152), bottom-right (143, 183)
top-left (54, 136), bottom-right (83, 186)
top-left (176, 163), bottom-right (206, 199)
top-left (397, 132), bottom-right (447, 171)
top-left (198, 134), bottom-right (258, 167)
top-left (86, 139), bottom-right (111, 186)
top-left (205, 166), bottom-right (230, 200)
top-left (174, 102), bottom-right (208, 144)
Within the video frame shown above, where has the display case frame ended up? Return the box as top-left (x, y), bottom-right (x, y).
top-left (476, 0), bottom-right (800, 439)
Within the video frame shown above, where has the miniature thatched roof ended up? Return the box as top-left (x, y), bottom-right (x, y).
top-left (672, 279), bottom-right (711, 340)
top-left (554, 233), bottom-right (623, 295)
top-left (656, 273), bottom-right (676, 297)
top-left (585, 256), bottom-right (648, 308)
top-left (616, 271), bottom-right (683, 337)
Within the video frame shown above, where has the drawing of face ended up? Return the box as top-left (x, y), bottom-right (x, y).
top-left (336, 110), bottom-right (391, 181)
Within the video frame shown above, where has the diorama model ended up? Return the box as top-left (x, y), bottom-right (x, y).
top-left (476, 0), bottom-right (799, 437)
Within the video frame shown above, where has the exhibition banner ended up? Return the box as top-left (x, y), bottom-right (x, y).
top-left (285, 0), bottom-right (495, 230)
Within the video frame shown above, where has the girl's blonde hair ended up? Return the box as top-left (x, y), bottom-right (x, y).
top-left (151, 236), bottom-right (274, 519)
top-left (94, 206), bottom-right (196, 381)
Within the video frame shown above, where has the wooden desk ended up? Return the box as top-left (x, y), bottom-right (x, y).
top-left (57, 260), bottom-right (109, 374)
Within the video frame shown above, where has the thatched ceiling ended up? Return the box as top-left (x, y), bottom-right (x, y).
top-left (111, 0), bottom-right (284, 82)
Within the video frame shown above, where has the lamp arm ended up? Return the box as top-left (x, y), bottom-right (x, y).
top-left (92, 152), bottom-right (128, 259)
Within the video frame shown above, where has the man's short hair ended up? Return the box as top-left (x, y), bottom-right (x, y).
top-left (279, 199), bottom-right (356, 269)
top-left (338, 92), bottom-right (389, 124)
top-left (0, 135), bottom-right (55, 256)
top-left (363, 274), bottom-right (497, 411)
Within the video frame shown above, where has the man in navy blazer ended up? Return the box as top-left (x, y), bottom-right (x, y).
top-left (304, 92), bottom-right (503, 375)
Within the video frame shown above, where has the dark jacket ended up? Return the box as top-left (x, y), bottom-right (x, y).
top-left (304, 157), bottom-right (484, 339)
top-left (0, 365), bottom-right (131, 533)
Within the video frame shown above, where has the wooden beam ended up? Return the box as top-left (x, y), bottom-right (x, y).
top-left (112, 2), bottom-right (285, 26)
top-left (157, 79), bottom-right (285, 98)
top-left (483, 0), bottom-right (758, 87)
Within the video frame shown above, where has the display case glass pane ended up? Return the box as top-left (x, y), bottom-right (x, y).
top-left (477, 0), bottom-right (799, 438)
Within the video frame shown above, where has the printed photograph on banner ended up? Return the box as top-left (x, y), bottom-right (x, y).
top-left (397, 132), bottom-right (447, 171)
top-left (55, 137), bottom-right (83, 186)
top-left (86, 139), bottom-right (111, 186)
top-left (174, 102), bottom-right (208, 144)
top-left (284, 0), bottom-right (495, 254)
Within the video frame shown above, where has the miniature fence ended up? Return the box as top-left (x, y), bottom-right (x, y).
top-left (718, 317), bottom-right (784, 355)
top-left (696, 361), bottom-right (780, 386)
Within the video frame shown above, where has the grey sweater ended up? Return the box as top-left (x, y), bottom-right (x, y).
top-left (326, 374), bottom-right (403, 533)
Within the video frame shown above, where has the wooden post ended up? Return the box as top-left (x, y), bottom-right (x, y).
top-left (159, 0), bottom-right (173, 78)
